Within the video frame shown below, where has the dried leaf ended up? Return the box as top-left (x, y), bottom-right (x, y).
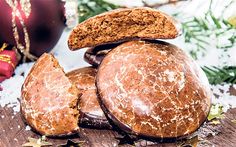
top-left (177, 135), bottom-right (200, 147)
top-left (115, 135), bottom-right (136, 146)
top-left (207, 104), bottom-right (224, 121)
top-left (209, 120), bottom-right (221, 125)
top-left (231, 119), bottom-right (236, 124)
top-left (22, 137), bottom-right (52, 147)
top-left (59, 140), bottom-right (85, 147)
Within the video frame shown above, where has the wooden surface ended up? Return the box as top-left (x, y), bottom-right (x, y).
top-left (0, 105), bottom-right (236, 147)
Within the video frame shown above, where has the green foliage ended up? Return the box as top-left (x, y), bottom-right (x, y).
top-left (78, 0), bottom-right (118, 22)
top-left (182, 12), bottom-right (235, 57)
top-left (202, 66), bottom-right (236, 85)
top-left (182, 0), bottom-right (236, 85)
top-left (181, 0), bottom-right (236, 59)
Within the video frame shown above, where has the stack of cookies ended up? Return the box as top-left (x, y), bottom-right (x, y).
top-left (21, 7), bottom-right (212, 140)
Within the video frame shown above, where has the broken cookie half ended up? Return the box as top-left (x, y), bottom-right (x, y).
top-left (21, 53), bottom-right (81, 136)
top-left (68, 7), bottom-right (181, 50)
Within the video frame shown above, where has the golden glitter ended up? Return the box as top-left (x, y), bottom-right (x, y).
top-left (20, 0), bottom-right (31, 18)
top-left (5, 0), bottom-right (37, 61)
top-left (0, 43), bottom-right (8, 52)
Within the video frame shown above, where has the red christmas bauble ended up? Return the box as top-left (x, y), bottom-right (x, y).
top-left (0, 0), bottom-right (66, 59)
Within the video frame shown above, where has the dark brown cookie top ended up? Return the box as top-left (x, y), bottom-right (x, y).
top-left (96, 40), bottom-right (211, 138)
top-left (21, 53), bottom-right (80, 136)
top-left (66, 67), bottom-right (107, 121)
top-left (68, 7), bottom-right (181, 50)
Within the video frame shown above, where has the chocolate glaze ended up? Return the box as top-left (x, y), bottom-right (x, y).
top-left (66, 67), bottom-right (112, 129)
top-left (21, 53), bottom-right (80, 136)
top-left (84, 43), bottom-right (122, 67)
top-left (96, 40), bottom-right (212, 139)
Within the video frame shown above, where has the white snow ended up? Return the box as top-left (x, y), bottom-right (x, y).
top-left (25, 125), bottom-right (31, 131)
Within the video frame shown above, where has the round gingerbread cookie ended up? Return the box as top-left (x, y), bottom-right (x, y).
top-left (96, 40), bottom-right (211, 139)
top-left (66, 67), bottom-right (111, 129)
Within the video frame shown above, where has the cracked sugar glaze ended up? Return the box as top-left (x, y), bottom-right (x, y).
top-left (96, 40), bottom-right (211, 138)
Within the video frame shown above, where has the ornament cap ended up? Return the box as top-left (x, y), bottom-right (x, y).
top-left (62, 0), bottom-right (78, 29)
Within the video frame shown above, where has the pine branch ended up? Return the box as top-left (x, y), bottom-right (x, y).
top-left (182, 14), bottom-right (235, 52)
top-left (202, 66), bottom-right (236, 85)
top-left (78, 0), bottom-right (118, 23)
top-left (180, 0), bottom-right (236, 59)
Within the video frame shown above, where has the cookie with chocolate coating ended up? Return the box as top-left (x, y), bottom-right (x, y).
top-left (96, 40), bottom-right (211, 139)
top-left (84, 43), bottom-right (122, 67)
top-left (21, 53), bottom-right (80, 136)
top-left (68, 7), bottom-right (181, 50)
top-left (67, 67), bottom-right (111, 129)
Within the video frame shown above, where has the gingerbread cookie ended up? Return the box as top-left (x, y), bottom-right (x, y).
top-left (96, 40), bottom-right (211, 138)
top-left (68, 7), bottom-right (181, 50)
top-left (21, 53), bottom-right (81, 136)
top-left (67, 67), bottom-right (111, 129)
